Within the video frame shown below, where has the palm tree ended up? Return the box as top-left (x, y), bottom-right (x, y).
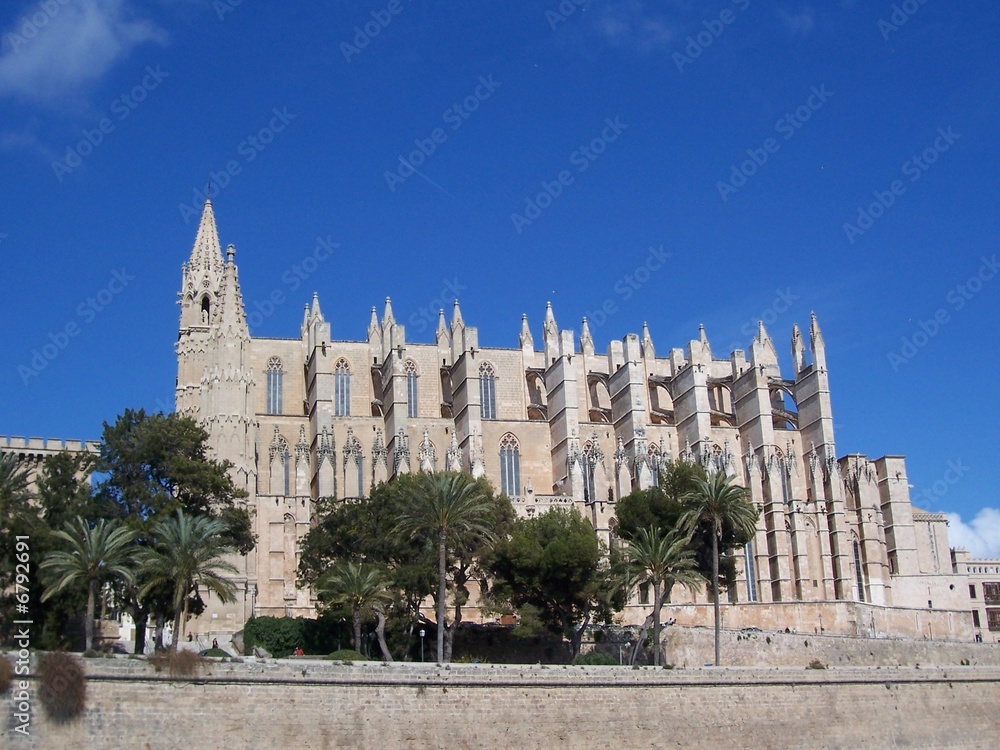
top-left (137, 510), bottom-right (237, 650)
top-left (396, 471), bottom-right (497, 663)
top-left (40, 517), bottom-right (136, 651)
top-left (679, 472), bottom-right (758, 666)
top-left (319, 562), bottom-right (394, 659)
top-left (0, 452), bottom-right (30, 502)
top-left (625, 526), bottom-right (704, 665)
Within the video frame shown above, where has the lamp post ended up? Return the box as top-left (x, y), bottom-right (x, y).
top-left (419, 628), bottom-right (425, 662)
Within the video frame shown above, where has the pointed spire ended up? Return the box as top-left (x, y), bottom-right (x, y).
top-left (810, 311), bottom-right (825, 346)
top-left (519, 314), bottom-right (533, 348)
top-left (302, 304), bottom-right (310, 328)
top-left (436, 308), bottom-right (448, 338)
top-left (311, 292), bottom-right (323, 321)
top-left (791, 323), bottom-right (806, 374)
top-left (810, 312), bottom-right (827, 370)
top-left (382, 297), bottom-right (395, 328)
top-left (368, 306), bottom-right (379, 338)
top-left (451, 298), bottom-right (464, 331)
top-left (189, 199), bottom-right (225, 273)
top-left (579, 317), bottom-right (594, 355)
top-left (751, 320), bottom-right (778, 367)
top-left (543, 301), bottom-right (557, 333)
top-left (216, 244), bottom-right (247, 334)
top-left (642, 322), bottom-right (655, 358)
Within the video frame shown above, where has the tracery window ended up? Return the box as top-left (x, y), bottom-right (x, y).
top-left (499, 433), bottom-right (521, 497)
top-left (480, 362), bottom-right (497, 420)
top-left (266, 357), bottom-right (283, 415)
top-left (405, 360), bottom-right (418, 418)
top-left (334, 359), bottom-right (351, 417)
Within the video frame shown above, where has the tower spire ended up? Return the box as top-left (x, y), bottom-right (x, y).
top-left (519, 313), bottom-right (533, 349)
top-left (189, 199), bottom-right (225, 274)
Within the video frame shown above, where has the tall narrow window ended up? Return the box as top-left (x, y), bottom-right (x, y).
top-left (853, 539), bottom-right (866, 603)
top-left (582, 442), bottom-right (597, 503)
top-left (647, 445), bottom-right (661, 487)
top-left (744, 541), bottom-right (758, 602)
top-left (283, 449), bottom-right (291, 496)
top-left (266, 357), bottom-right (283, 415)
top-left (499, 433), bottom-right (521, 497)
top-left (405, 360), bottom-right (418, 418)
top-left (334, 359), bottom-right (351, 417)
top-left (480, 362), bottom-right (497, 420)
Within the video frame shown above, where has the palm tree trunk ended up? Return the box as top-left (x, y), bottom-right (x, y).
top-left (353, 607), bottom-right (362, 653)
top-left (375, 612), bottom-right (393, 662)
top-left (437, 528), bottom-right (447, 663)
top-left (133, 609), bottom-right (148, 655)
top-left (712, 531), bottom-right (720, 667)
top-left (652, 580), bottom-right (661, 667)
top-left (85, 578), bottom-right (96, 652)
top-left (631, 613), bottom-right (652, 665)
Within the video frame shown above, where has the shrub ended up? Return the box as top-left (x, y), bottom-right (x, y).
top-left (0, 655), bottom-right (12, 694)
top-left (572, 651), bottom-right (618, 666)
top-left (325, 649), bottom-right (365, 662)
top-left (243, 616), bottom-right (345, 659)
top-left (149, 650), bottom-right (204, 677)
top-left (807, 659), bottom-right (828, 670)
top-left (37, 652), bottom-right (86, 724)
top-left (202, 648), bottom-right (229, 658)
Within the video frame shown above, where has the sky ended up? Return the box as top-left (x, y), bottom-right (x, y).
top-left (0, 0), bottom-right (998, 556)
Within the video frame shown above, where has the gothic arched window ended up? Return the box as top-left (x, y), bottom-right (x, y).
top-left (283, 448), bottom-right (291, 496)
top-left (499, 433), bottom-right (521, 497)
top-left (334, 359), bottom-right (351, 417)
top-left (266, 357), bottom-right (283, 415)
top-left (582, 441), bottom-right (598, 502)
top-left (480, 362), bottom-right (497, 420)
top-left (405, 360), bottom-right (418, 418)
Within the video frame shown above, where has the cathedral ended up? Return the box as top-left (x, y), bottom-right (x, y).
top-left (5, 198), bottom-right (996, 643)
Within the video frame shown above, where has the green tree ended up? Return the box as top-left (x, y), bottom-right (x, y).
top-left (136, 510), bottom-right (238, 650)
top-left (39, 517), bottom-right (136, 651)
top-left (487, 507), bottom-right (624, 658)
top-left (318, 562), bottom-right (394, 660)
top-left (94, 409), bottom-right (255, 652)
top-left (395, 471), bottom-right (500, 663)
top-left (624, 526), bottom-right (703, 665)
top-left (679, 472), bottom-right (759, 666)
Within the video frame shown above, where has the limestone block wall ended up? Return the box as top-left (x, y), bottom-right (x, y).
top-left (3, 658), bottom-right (999, 749)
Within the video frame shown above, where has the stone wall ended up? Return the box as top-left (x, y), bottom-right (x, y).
top-left (4, 658), bottom-right (999, 749)
top-left (663, 625), bottom-right (1000, 668)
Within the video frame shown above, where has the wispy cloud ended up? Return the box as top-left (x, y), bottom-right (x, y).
top-left (946, 507), bottom-right (1000, 558)
top-left (0, 0), bottom-right (166, 106)
top-left (591, 1), bottom-right (677, 54)
top-left (777, 5), bottom-right (816, 36)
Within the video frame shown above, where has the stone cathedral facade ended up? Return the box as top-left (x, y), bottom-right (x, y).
top-left (168, 199), bottom-right (984, 641)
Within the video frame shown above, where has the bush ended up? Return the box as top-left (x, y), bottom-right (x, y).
top-left (201, 648), bottom-right (229, 658)
top-left (325, 649), bottom-right (365, 662)
top-left (572, 651), bottom-right (618, 666)
top-left (37, 652), bottom-right (86, 724)
top-left (149, 650), bottom-right (204, 677)
top-left (0, 655), bottom-right (12, 694)
top-left (243, 616), bottom-right (346, 659)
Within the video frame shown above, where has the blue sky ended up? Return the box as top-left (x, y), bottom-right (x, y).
top-left (1, 1), bottom-right (998, 555)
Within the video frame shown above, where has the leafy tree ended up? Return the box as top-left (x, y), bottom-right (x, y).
top-left (679, 472), bottom-right (758, 666)
top-left (487, 507), bottom-right (625, 658)
top-left (395, 471), bottom-right (503, 663)
top-left (318, 562), bottom-right (394, 660)
top-left (136, 510), bottom-right (238, 650)
top-left (624, 526), bottom-right (703, 665)
top-left (93, 409), bottom-right (255, 652)
top-left (39, 517), bottom-right (136, 651)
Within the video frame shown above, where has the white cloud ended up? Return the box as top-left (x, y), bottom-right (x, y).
top-left (778, 6), bottom-right (815, 36)
top-left (0, 0), bottom-right (166, 105)
top-left (946, 508), bottom-right (1000, 558)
